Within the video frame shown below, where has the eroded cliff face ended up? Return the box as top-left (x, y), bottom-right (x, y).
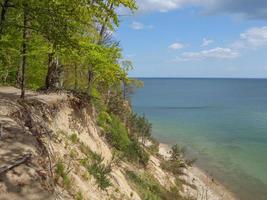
top-left (0, 87), bottom-right (178, 200)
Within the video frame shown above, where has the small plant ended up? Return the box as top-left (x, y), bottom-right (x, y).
top-left (70, 149), bottom-right (78, 159)
top-left (69, 133), bottom-right (79, 143)
top-left (87, 162), bottom-right (112, 190)
top-left (79, 142), bottom-right (102, 162)
top-left (55, 161), bottom-right (71, 189)
top-left (97, 111), bottom-right (111, 129)
top-left (126, 170), bottom-right (189, 200)
top-left (171, 144), bottom-right (185, 161)
top-left (126, 139), bottom-right (149, 166)
top-left (75, 191), bottom-right (83, 200)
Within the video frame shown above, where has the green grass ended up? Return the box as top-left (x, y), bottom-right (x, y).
top-left (125, 170), bottom-right (190, 200)
top-left (69, 133), bottom-right (79, 143)
top-left (87, 162), bottom-right (112, 190)
top-left (55, 161), bottom-right (71, 189)
top-left (78, 143), bottom-right (112, 190)
top-left (106, 114), bottom-right (131, 151)
top-left (75, 191), bottom-right (83, 200)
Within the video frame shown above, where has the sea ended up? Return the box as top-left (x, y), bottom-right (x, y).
top-left (131, 78), bottom-right (267, 200)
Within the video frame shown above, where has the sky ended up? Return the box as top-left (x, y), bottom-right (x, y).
top-left (115, 0), bottom-right (267, 78)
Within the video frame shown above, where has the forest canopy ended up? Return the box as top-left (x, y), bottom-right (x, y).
top-left (0, 0), bottom-right (137, 99)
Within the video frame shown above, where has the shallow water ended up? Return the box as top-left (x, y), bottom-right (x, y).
top-left (132, 78), bottom-right (267, 200)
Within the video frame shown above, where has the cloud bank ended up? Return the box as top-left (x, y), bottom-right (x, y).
top-left (178, 47), bottom-right (239, 61)
top-left (136, 0), bottom-right (267, 19)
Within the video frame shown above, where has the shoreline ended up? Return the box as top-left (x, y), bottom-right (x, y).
top-left (159, 143), bottom-right (237, 200)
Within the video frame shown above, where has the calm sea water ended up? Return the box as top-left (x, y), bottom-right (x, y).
top-left (132, 78), bottom-right (267, 200)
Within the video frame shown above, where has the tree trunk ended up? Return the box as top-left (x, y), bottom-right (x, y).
top-left (74, 64), bottom-right (77, 90)
top-left (45, 53), bottom-right (63, 90)
top-left (20, 3), bottom-right (29, 99)
top-left (87, 65), bottom-right (93, 96)
top-left (0, 0), bottom-right (9, 36)
top-left (98, 3), bottom-right (113, 45)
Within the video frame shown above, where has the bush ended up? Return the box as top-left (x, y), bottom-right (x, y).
top-left (97, 111), bottom-right (111, 129)
top-left (55, 161), bottom-right (71, 189)
top-left (106, 115), bottom-right (131, 151)
top-left (126, 170), bottom-right (186, 200)
top-left (161, 160), bottom-right (187, 176)
top-left (128, 113), bottom-right (152, 139)
top-left (126, 139), bottom-right (149, 166)
top-left (87, 162), bottom-right (112, 190)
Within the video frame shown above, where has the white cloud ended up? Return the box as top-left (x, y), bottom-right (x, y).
top-left (136, 0), bottom-right (267, 19)
top-left (130, 21), bottom-right (144, 30)
top-left (240, 27), bottom-right (267, 47)
top-left (178, 47), bottom-right (239, 61)
top-left (169, 42), bottom-right (185, 50)
top-left (202, 38), bottom-right (214, 46)
top-left (130, 21), bottom-right (154, 30)
top-left (230, 26), bottom-right (267, 49)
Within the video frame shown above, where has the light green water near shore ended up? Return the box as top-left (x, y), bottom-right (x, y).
top-left (132, 78), bottom-right (267, 200)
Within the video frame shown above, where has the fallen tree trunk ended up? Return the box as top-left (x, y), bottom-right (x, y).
top-left (0, 153), bottom-right (32, 174)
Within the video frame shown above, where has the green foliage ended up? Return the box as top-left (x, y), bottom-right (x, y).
top-left (128, 113), bottom-right (152, 139)
top-left (171, 144), bottom-right (185, 161)
top-left (126, 139), bottom-right (149, 166)
top-left (161, 160), bottom-right (186, 176)
top-left (69, 133), bottom-right (79, 144)
top-left (0, 0), bottom-right (137, 95)
top-left (87, 162), bottom-right (112, 190)
top-left (97, 111), bottom-right (111, 129)
top-left (161, 144), bottom-right (196, 176)
top-left (126, 170), bottom-right (186, 200)
top-left (106, 114), bottom-right (131, 151)
top-left (147, 138), bottom-right (160, 155)
top-left (79, 142), bottom-right (102, 162)
top-left (75, 191), bottom-right (84, 200)
top-left (78, 143), bottom-right (112, 190)
top-left (55, 161), bottom-right (71, 189)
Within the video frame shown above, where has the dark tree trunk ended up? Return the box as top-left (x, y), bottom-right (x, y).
top-left (45, 53), bottom-right (63, 90)
top-left (98, 3), bottom-right (113, 45)
top-left (87, 65), bottom-right (93, 96)
top-left (20, 3), bottom-right (29, 99)
top-left (74, 64), bottom-right (77, 90)
top-left (0, 0), bottom-right (9, 36)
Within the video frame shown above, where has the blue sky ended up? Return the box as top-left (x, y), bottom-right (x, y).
top-left (116, 0), bottom-right (267, 78)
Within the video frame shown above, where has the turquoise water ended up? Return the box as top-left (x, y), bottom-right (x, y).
top-left (132, 78), bottom-right (267, 200)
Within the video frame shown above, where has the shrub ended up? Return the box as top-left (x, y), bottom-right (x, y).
top-left (126, 139), bottom-right (149, 166)
top-left (171, 144), bottom-right (185, 161)
top-left (161, 160), bottom-right (187, 176)
top-left (128, 113), bottom-right (152, 139)
top-left (75, 191), bottom-right (83, 200)
top-left (55, 161), bottom-right (71, 189)
top-left (106, 115), bottom-right (131, 151)
top-left (126, 170), bottom-right (186, 200)
top-left (97, 111), bottom-right (111, 129)
top-left (79, 142), bottom-right (102, 162)
top-left (87, 162), bottom-right (112, 190)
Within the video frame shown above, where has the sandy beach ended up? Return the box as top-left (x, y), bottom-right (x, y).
top-left (159, 143), bottom-right (237, 200)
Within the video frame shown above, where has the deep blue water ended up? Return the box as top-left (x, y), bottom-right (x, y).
top-left (132, 78), bottom-right (267, 200)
